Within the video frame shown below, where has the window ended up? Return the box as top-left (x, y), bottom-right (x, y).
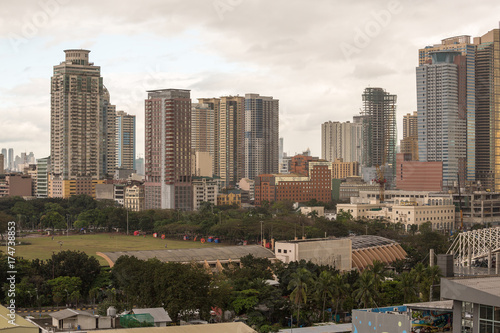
top-left (284, 249), bottom-right (288, 254)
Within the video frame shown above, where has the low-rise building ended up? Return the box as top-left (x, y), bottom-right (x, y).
top-left (337, 190), bottom-right (455, 231)
top-left (132, 308), bottom-right (172, 327)
top-left (300, 206), bottom-right (325, 218)
top-left (49, 308), bottom-right (112, 331)
top-left (125, 184), bottom-right (145, 211)
top-left (217, 190), bottom-right (241, 207)
top-left (0, 173), bottom-right (32, 197)
top-left (395, 153), bottom-right (443, 191)
top-left (192, 177), bottom-right (219, 210)
top-left (337, 176), bottom-right (379, 201)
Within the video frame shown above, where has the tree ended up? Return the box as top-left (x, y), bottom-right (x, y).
top-left (47, 276), bottom-right (82, 306)
top-left (366, 260), bottom-right (387, 289)
top-left (331, 273), bottom-right (349, 321)
top-left (398, 272), bottom-right (418, 303)
top-left (353, 270), bottom-right (379, 309)
top-left (41, 211), bottom-right (66, 230)
top-left (314, 271), bottom-right (334, 322)
top-left (288, 267), bottom-right (314, 328)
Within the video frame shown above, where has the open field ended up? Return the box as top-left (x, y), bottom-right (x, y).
top-left (13, 233), bottom-right (224, 266)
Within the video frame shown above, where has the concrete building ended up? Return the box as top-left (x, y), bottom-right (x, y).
top-left (101, 86), bottom-right (117, 178)
top-left (321, 120), bottom-right (363, 163)
top-left (337, 190), bottom-right (455, 231)
top-left (36, 157), bottom-right (50, 198)
top-left (192, 177), bottom-right (219, 210)
top-left (0, 149), bottom-right (5, 170)
top-left (116, 110), bottom-right (136, 170)
top-left (417, 51), bottom-right (467, 189)
top-left (192, 151), bottom-right (213, 178)
top-left (332, 158), bottom-right (359, 179)
top-left (400, 111), bottom-right (419, 160)
top-left (0, 173), bottom-right (32, 197)
top-left (244, 93), bottom-right (279, 181)
top-left (238, 178), bottom-right (255, 202)
top-left (254, 163), bottom-right (332, 206)
top-left (275, 238), bottom-right (352, 270)
top-left (8, 148), bottom-right (13, 172)
top-left (335, 176), bottom-right (379, 201)
top-left (132, 308), bottom-right (172, 327)
top-left (124, 184), bottom-right (145, 212)
top-left (452, 190), bottom-right (500, 228)
top-left (198, 96), bottom-right (245, 187)
top-left (395, 153), bottom-right (443, 191)
top-left (0, 154), bottom-right (3, 174)
top-left (300, 206), bottom-right (325, 218)
top-left (361, 88), bottom-right (397, 171)
top-left (144, 89), bottom-right (192, 210)
top-left (50, 49), bottom-right (115, 186)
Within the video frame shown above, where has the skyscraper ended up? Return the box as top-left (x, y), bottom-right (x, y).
top-left (1, 149), bottom-right (6, 170)
top-left (361, 88), bottom-right (397, 169)
top-left (474, 28), bottom-right (500, 191)
top-left (419, 35), bottom-right (476, 181)
top-left (8, 148), bottom-right (13, 171)
top-left (116, 110), bottom-right (136, 170)
top-left (191, 103), bottom-right (215, 158)
top-left (50, 49), bottom-right (110, 181)
top-left (400, 112), bottom-right (418, 160)
top-left (198, 96), bottom-right (245, 187)
top-left (101, 87), bottom-right (117, 177)
top-left (417, 51), bottom-right (467, 188)
top-left (244, 93), bottom-right (279, 180)
top-left (321, 120), bottom-right (363, 163)
top-left (144, 89), bottom-right (192, 210)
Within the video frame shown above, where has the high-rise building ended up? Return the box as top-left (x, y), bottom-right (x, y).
top-left (198, 96), bottom-right (245, 187)
top-left (116, 110), bottom-right (136, 170)
top-left (419, 35), bottom-right (476, 181)
top-left (191, 103), bottom-right (215, 156)
top-left (244, 93), bottom-right (279, 180)
top-left (135, 157), bottom-right (144, 176)
top-left (36, 157), bottom-right (50, 198)
top-left (417, 51), bottom-right (467, 188)
top-left (400, 112), bottom-right (419, 160)
top-left (1, 149), bottom-right (6, 170)
top-left (0, 154), bottom-right (3, 175)
top-left (474, 28), bottom-right (500, 191)
top-left (321, 120), bottom-right (363, 163)
top-left (50, 49), bottom-right (113, 184)
top-left (361, 88), bottom-right (397, 170)
top-left (144, 89), bottom-right (192, 210)
top-left (8, 148), bottom-right (13, 171)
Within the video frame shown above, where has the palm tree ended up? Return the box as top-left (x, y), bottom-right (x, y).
top-left (288, 267), bottom-right (314, 328)
top-left (353, 270), bottom-right (379, 309)
top-left (399, 271), bottom-right (418, 303)
top-left (423, 265), bottom-right (442, 301)
top-left (411, 263), bottom-right (426, 300)
top-left (367, 260), bottom-right (387, 289)
top-left (314, 271), bottom-right (334, 322)
top-left (331, 273), bottom-right (349, 322)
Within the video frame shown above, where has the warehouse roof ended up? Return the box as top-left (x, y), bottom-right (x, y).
top-left (97, 245), bottom-right (275, 267)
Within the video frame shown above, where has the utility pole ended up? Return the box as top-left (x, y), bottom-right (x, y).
top-left (126, 210), bottom-right (129, 235)
top-left (260, 221), bottom-right (263, 246)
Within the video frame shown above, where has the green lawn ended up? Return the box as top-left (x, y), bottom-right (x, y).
top-left (13, 233), bottom-right (224, 266)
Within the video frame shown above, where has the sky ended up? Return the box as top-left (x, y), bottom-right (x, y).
top-left (1, 0), bottom-right (499, 161)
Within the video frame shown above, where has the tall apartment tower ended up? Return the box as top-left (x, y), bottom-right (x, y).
top-left (116, 110), bottom-right (136, 170)
top-left (144, 89), bottom-right (192, 210)
top-left (1, 149), bottom-right (6, 170)
top-left (321, 120), bottom-right (363, 163)
top-left (361, 88), bottom-right (397, 169)
top-left (198, 96), bottom-right (245, 187)
top-left (50, 49), bottom-right (109, 181)
top-left (419, 35), bottom-right (476, 181)
top-left (36, 157), bottom-right (50, 198)
top-left (417, 51), bottom-right (467, 188)
top-left (191, 103), bottom-right (215, 157)
top-left (474, 28), bottom-right (500, 191)
top-left (8, 148), bottom-right (13, 171)
top-left (101, 87), bottom-right (117, 177)
top-left (400, 112), bottom-right (419, 160)
top-left (244, 94), bottom-right (279, 180)
top-left (0, 154), bottom-right (3, 174)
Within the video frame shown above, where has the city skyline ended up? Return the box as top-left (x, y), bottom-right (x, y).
top-left (1, 1), bottom-right (500, 159)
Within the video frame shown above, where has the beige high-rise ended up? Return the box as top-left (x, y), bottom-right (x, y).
top-left (400, 112), bottom-right (418, 160)
top-left (51, 49), bottom-right (114, 181)
top-left (198, 96), bottom-right (245, 187)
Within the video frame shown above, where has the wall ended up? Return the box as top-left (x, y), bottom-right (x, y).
top-left (352, 309), bottom-right (411, 333)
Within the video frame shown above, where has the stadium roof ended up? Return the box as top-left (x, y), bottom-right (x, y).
top-left (97, 245), bottom-right (275, 267)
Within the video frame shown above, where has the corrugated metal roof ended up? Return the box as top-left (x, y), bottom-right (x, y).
top-left (132, 308), bottom-right (172, 323)
top-left (98, 245), bottom-right (275, 267)
top-left (49, 308), bottom-right (95, 320)
top-left (92, 322), bottom-right (256, 332)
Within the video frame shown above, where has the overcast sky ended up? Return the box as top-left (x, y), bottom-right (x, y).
top-left (1, 0), bottom-right (499, 161)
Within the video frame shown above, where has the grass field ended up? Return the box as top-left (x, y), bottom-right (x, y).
top-left (14, 233), bottom-right (224, 266)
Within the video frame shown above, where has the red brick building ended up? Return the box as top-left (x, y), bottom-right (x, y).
top-left (396, 153), bottom-right (443, 191)
top-left (289, 155), bottom-right (318, 176)
top-left (254, 164), bottom-right (332, 205)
